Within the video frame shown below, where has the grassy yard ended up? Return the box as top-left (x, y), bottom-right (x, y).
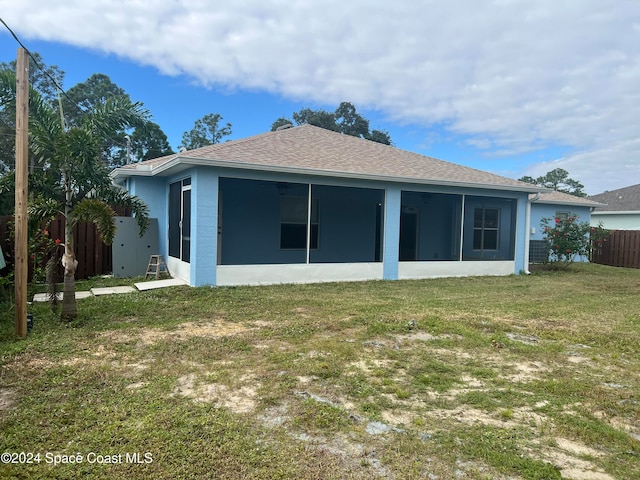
top-left (1, 264), bottom-right (639, 479)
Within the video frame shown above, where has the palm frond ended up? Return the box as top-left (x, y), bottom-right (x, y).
top-left (86, 97), bottom-right (150, 138)
top-left (28, 197), bottom-right (63, 221)
top-left (28, 197), bottom-right (63, 232)
top-left (98, 186), bottom-right (150, 236)
top-left (0, 172), bottom-right (14, 195)
top-left (0, 70), bottom-right (16, 104)
top-left (70, 198), bottom-right (116, 245)
top-left (46, 252), bottom-right (60, 313)
top-left (29, 104), bottom-right (63, 163)
top-left (0, 70), bottom-right (63, 168)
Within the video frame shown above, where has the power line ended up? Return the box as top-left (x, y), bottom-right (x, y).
top-left (0, 17), bottom-right (147, 160)
top-left (0, 16), bottom-right (88, 119)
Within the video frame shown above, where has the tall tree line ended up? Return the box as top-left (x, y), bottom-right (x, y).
top-left (271, 101), bottom-right (392, 145)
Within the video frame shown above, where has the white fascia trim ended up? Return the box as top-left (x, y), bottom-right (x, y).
top-left (591, 210), bottom-right (640, 215)
top-left (112, 156), bottom-right (546, 194)
top-left (533, 199), bottom-right (605, 207)
top-left (110, 166), bottom-right (154, 180)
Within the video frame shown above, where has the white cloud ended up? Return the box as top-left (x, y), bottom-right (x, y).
top-left (2, 0), bottom-right (639, 192)
top-left (522, 138), bottom-right (640, 195)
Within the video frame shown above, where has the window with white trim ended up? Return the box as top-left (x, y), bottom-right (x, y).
top-left (473, 207), bottom-right (499, 251)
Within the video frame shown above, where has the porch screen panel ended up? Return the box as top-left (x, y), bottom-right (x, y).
top-left (280, 196), bottom-right (318, 250)
top-left (308, 185), bottom-right (384, 263)
top-left (168, 181), bottom-right (181, 258)
top-left (182, 188), bottom-right (191, 262)
top-left (399, 191), bottom-right (462, 261)
top-left (218, 178), bottom-right (307, 265)
top-left (463, 197), bottom-right (515, 261)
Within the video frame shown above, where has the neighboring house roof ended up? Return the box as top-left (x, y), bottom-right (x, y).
top-left (531, 190), bottom-right (605, 208)
top-left (589, 183), bottom-right (640, 212)
top-left (111, 124), bottom-right (543, 193)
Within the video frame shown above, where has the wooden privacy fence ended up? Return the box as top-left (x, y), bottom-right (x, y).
top-left (1, 207), bottom-right (129, 281)
top-left (591, 230), bottom-right (640, 269)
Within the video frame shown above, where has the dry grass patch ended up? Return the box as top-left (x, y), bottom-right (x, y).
top-left (0, 388), bottom-right (15, 411)
top-left (171, 372), bottom-right (260, 413)
top-left (98, 319), bottom-right (255, 346)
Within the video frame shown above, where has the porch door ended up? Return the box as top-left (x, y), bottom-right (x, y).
top-left (169, 178), bottom-right (191, 263)
top-left (399, 206), bottom-right (419, 261)
top-left (217, 191), bottom-right (223, 265)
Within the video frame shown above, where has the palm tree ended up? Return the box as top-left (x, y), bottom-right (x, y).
top-left (1, 70), bottom-right (150, 319)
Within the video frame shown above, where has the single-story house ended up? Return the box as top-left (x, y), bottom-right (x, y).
top-left (111, 124), bottom-right (548, 287)
top-left (588, 183), bottom-right (640, 230)
top-left (529, 190), bottom-right (604, 263)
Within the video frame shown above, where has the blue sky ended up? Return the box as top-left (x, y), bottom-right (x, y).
top-left (1, 1), bottom-right (639, 195)
top-left (1, 37), bottom-right (504, 172)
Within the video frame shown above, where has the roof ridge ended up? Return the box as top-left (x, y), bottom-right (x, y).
top-left (180, 128), bottom-right (282, 154)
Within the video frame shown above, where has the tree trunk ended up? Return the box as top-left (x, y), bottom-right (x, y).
top-left (60, 194), bottom-right (78, 321)
top-left (61, 268), bottom-right (77, 320)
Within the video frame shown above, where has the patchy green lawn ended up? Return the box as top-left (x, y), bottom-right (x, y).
top-left (1, 264), bottom-right (639, 479)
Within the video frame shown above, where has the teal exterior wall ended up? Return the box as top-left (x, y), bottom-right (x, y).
top-left (530, 203), bottom-right (593, 263)
top-left (191, 168), bottom-right (218, 286)
top-left (124, 168), bottom-right (533, 286)
top-left (514, 194), bottom-right (529, 273)
top-left (383, 186), bottom-right (401, 280)
top-left (530, 204), bottom-right (592, 240)
top-left (128, 176), bottom-right (168, 258)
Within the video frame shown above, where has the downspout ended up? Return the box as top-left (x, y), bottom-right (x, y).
top-left (523, 192), bottom-right (541, 274)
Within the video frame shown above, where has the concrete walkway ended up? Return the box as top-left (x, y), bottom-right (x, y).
top-left (32, 278), bottom-right (188, 303)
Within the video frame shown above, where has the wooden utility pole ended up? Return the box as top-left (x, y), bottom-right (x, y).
top-left (15, 47), bottom-right (29, 338)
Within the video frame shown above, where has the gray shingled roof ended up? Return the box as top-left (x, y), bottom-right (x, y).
top-left (112, 124), bottom-right (541, 192)
top-left (532, 190), bottom-right (604, 208)
top-left (589, 184), bottom-right (640, 212)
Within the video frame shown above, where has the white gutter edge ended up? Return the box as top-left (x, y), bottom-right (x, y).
top-left (591, 210), bottom-right (639, 215)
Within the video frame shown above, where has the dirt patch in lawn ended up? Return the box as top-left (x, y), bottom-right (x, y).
top-left (172, 372), bottom-right (260, 413)
top-left (347, 359), bottom-right (393, 375)
top-left (537, 438), bottom-right (615, 480)
top-left (294, 431), bottom-right (390, 478)
top-left (99, 320), bottom-right (256, 346)
top-left (503, 361), bottom-right (553, 383)
top-left (0, 388), bottom-right (16, 411)
top-left (393, 332), bottom-right (463, 344)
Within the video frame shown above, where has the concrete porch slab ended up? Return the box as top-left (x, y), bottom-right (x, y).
top-left (135, 278), bottom-right (188, 291)
top-left (32, 291), bottom-right (93, 302)
top-left (91, 286), bottom-right (137, 296)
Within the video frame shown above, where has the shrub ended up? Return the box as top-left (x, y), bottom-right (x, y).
top-left (541, 215), bottom-right (591, 269)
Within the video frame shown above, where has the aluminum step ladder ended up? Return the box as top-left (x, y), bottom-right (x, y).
top-left (145, 255), bottom-right (170, 280)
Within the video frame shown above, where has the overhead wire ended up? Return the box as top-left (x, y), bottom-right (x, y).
top-left (0, 16), bottom-right (88, 120)
top-left (0, 17), bottom-right (138, 153)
